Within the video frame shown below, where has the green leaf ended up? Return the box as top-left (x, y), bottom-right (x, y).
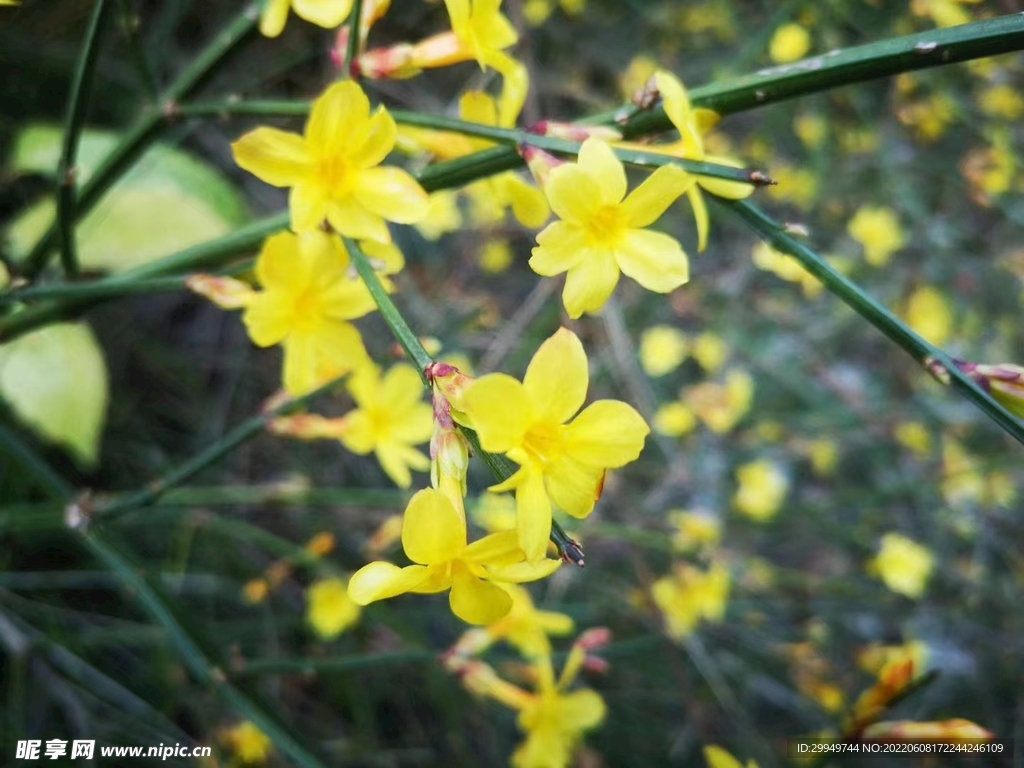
top-left (0, 322), bottom-right (108, 467)
top-left (5, 124), bottom-right (249, 273)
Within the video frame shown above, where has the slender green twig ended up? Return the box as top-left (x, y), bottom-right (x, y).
top-left (238, 650), bottom-right (435, 677)
top-left (721, 199), bottom-right (1024, 448)
top-left (22, 2), bottom-right (261, 280)
top-left (83, 530), bottom-right (327, 768)
top-left (346, 239), bottom-right (584, 565)
top-left (0, 422), bottom-right (75, 501)
top-left (57, 0), bottom-right (115, 278)
top-left (90, 373), bottom-right (348, 524)
top-left (115, 0), bottom-right (159, 100)
top-left (345, 0), bottom-right (364, 80)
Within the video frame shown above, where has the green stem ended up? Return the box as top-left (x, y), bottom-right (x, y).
top-left (57, 0), bottom-right (115, 278)
top-left (722, 198), bottom-right (1024, 448)
top-left (82, 530), bottom-right (327, 768)
top-left (238, 650), bottom-right (435, 677)
top-left (115, 0), bottom-right (159, 100)
top-left (91, 372), bottom-right (348, 524)
top-left (22, 2), bottom-right (261, 280)
top-left (345, 238), bottom-right (435, 376)
top-left (0, 422), bottom-right (75, 501)
top-left (345, 0), bottom-right (364, 80)
top-left (0, 213), bottom-right (285, 342)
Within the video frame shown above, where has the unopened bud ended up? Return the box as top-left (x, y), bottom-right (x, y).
top-left (528, 121), bottom-right (622, 143)
top-left (519, 145), bottom-right (565, 190)
top-left (956, 360), bottom-right (1024, 417)
top-left (185, 274), bottom-right (254, 309)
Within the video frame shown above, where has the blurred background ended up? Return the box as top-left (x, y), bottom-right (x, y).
top-left (2, 0), bottom-right (1024, 765)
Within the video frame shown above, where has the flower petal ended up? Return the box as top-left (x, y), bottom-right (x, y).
top-left (259, 0), bottom-right (290, 37)
top-left (353, 166), bottom-right (429, 223)
top-left (699, 154), bottom-right (755, 200)
top-left (530, 222), bottom-right (586, 277)
top-left (306, 80), bottom-right (370, 157)
top-left (616, 229), bottom-right (690, 293)
top-left (402, 488), bottom-right (466, 565)
top-left (376, 443), bottom-right (429, 488)
top-left (485, 558), bottom-right (561, 583)
top-left (620, 165), bottom-right (694, 227)
top-left (462, 373), bottom-right (531, 453)
top-left (232, 127), bottom-right (310, 187)
top-left (463, 530), bottom-right (522, 564)
top-left (256, 231), bottom-right (309, 294)
top-left (562, 249), bottom-right (620, 318)
top-left (504, 174), bottom-right (550, 228)
top-left (356, 107), bottom-right (399, 168)
top-left (311, 319), bottom-right (370, 377)
top-left (282, 333), bottom-right (319, 396)
top-left (544, 164), bottom-right (602, 226)
top-left (242, 293), bottom-right (293, 347)
top-left (517, 469), bottom-right (552, 562)
top-left (325, 199), bottom-right (391, 243)
top-left (348, 561), bottom-right (431, 604)
top-left (291, 0), bottom-right (354, 30)
top-left (523, 327), bottom-right (588, 425)
top-left (687, 185), bottom-right (709, 252)
top-left (556, 690), bottom-right (606, 730)
top-left (290, 182), bottom-right (329, 232)
top-left (545, 456), bottom-right (602, 518)
top-left (449, 565), bottom-right (513, 624)
top-left (565, 399), bottom-right (649, 467)
top-left (578, 138), bottom-right (627, 205)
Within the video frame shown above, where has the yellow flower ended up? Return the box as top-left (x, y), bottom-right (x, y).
top-left (692, 331), bottom-right (729, 373)
top-left (415, 191), bottom-right (463, 240)
top-left (903, 285), bottom-right (952, 347)
top-left (793, 112), bottom-right (827, 149)
top-left (619, 54), bottom-right (658, 99)
top-left (911, 0), bottom-right (982, 28)
top-left (858, 641), bottom-right (930, 677)
top-left (531, 138), bottom-right (694, 318)
top-left (649, 70), bottom-right (754, 250)
top-left (684, 368), bottom-right (754, 433)
top-left (640, 325), bottom-right (689, 377)
top-left (751, 241), bottom-right (823, 297)
top-left (307, 578), bottom-right (361, 639)
top-left (803, 438), bottom-right (838, 476)
top-left (978, 84), bottom-right (1024, 120)
top-left (769, 23), bottom-right (810, 64)
top-left (870, 533), bottom-right (934, 598)
top-left (524, 0), bottom-right (585, 26)
top-left (260, 0), bottom-right (353, 38)
top-left (704, 745), bottom-right (758, 768)
top-left (461, 328), bottom-right (650, 560)
top-left (897, 93), bottom-right (957, 142)
top-left (270, 363), bottom-right (434, 488)
top-left (450, 584), bottom-right (575, 659)
top-left (232, 81), bottom-right (428, 243)
top-left (895, 421), bottom-right (932, 457)
top-left (652, 561), bottom-right (730, 640)
top-left (847, 206), bottom-right (904, 267)
top-left (215, 231), bottom-right (379, 395)
top-left (471, 493), bottom-right (519, 533)
top-left (653, 402), bottom-right (697, 437)
top-left (667, 509), bottom-right (721, 552)
top-left (733, 459), bottom-right (788, 522)
top-left (348, 488), bottom-right (561, 624)
top-left (224, 722), bottom-right (273, 764)
top-left (480, 238), bottom-right (515, 273)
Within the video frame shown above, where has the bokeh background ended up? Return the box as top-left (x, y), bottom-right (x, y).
top-left (2, 0), bottom-right (1024, 766)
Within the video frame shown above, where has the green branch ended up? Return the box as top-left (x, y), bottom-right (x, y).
top-left (345, 0), bottom-right (364, 80)
top-left (90, 372), bottom-right (348, 524)
top-left (57, 0), bottom-right (115, 278)
top-left (22, 2), bottom-right (261, 280)
top-left (238, 650), bottom-right (434, 677)
top-left (0, 422), bottom-right (75, 501)
top-left (722, 198), bottom-right (1024, 448)
top-left (83, 530), bottom-right (327, 768)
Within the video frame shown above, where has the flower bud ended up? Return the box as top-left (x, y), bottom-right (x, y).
top-left (956, 360), bottom-right (1024, 417)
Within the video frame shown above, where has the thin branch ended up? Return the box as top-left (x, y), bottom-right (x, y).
top-left (0, 422), bottom-right (75, 501)
top-left (345, 0), bottom-right (364, 80)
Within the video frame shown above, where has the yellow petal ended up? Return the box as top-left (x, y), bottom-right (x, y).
top-left (289, 182), bottom-right (329, 232)
top-left (620, 165), bottom-right (693, 227)
top-left (494, 54), bottom-right (528, 127)
top-left (545, 456), bottom-right (601, 518)
top-left (485, 558), bottom-right (561, 583)
top-left (460, 90), bottom-right (498, 128)
top-left (353, 166), bottom-right (429, 223)
top-left (578, 138), bottom-right (627, 205)
top-left (654, 70), bottom-right (702, 154)
top-left (687, 185), bottom-right (709, 252)
top-left (556, 689), bottom-right (605, 730)
top-left (699, 155), bottom-right (755, 200)
top-left (444, 0), bottom-right (469, 30)
top-left (232, 127), bottom-right (310, 187)
top-left (355, 108), bottom-right (398, 169)
top-left (530, 222), bottom-right (587, 276)
top-left (291, 0), bottom-right (354, 29)
top-left (462, 373), bottom-right (532, 453)
top-left (256, 231), bottom-right (309, 293)
top-left (517, 469), bottom-right (552, 562)
top-left (306, 80), bottom-right (370, 157)
top-left (704, 746), bottom-right (745, 768)
top-left (311, 318), bottom-right (370, 375)
top-left (259, 0), bottom-right (291, 37)
top-left (616, 229), bottom-right (690, 293)
top-left (523, 327), bottom-right (588, 425)
top-left (449, 565), bottom-right (514, 624)
top-left (380, 364), bottom-right (428, 410)
top-left (348, 561), bottom-right (431, 604)
top-left (242, 293), bottom-right (293, 347)
top-left (376, 443), bottom-right (429, 488)
top-left (566, 399), bottom-right (649, 467)
top-left (504, 174), bottom-right (550, 228)
top-left (325, 199), bottom-right (391, 243)
top-left (544, 164), bottom-right (602, 226)
top-left (463, 530), bottom-right (523, 564)
top-left (563, 249), bottom-right (620, 318)
top-left (281, 333), bottom-right (321, 395)
top-left (402, 488), bottom-right (466, 565)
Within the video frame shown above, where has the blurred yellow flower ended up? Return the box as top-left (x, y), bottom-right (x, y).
top-left (653, 401), bottom-right (697, 437)
top-left (903, 285), bottom-right (953, 347)
top-left (307, 578), bottom-right (361, 639)
top-left (524, 0), bottom-right (584, 26)
top-left (365, 514), bottom-right (404, 557)
top-left (260, 0), bottom-right (351, 37)
top-left (692, 331), bottom-right (729, 373)
top-left (480, 238), bottom-right (515, 274)
top-left (531, 138), bottom-right (693, 318)
top-left (961, 129), bottom-right (1017, 205)
top-left (911, 0), bottom-right (982, 28)
top-left (733, 459), bottom-right (789, 522)
top-left (640, 325), bottom-right (689, 377)
top-left (897, 93), bottom-right (957, 142)
top-left (768, 23), bottom-right (810, 64)
top-left (415, 191), bottom-right (463, 240)
top-left (224, 722), bottom-right (273, 764)
top-left (751, 241), bottom-right (823, 297)
top-left (858, 641), bottom-right (930, 677)
top-left (793, 113), bottom-right (827, 149)
top-left (652, 562), bottom-right (730, 640)
top-left (452, 583), bottom-right (575, 658)
top-left (978, 84), bottom-right (1024, 120)
top-left (305, 531), bottom-right (336, 557)
top-left (704, 745), bottom-right (758, 768)
top-left (242, 578), bottom-right (270, 605)
top-left (471, 493), bottom-right (519, 533)
top-left (803, 438), bottom-right (838, 476)
top-left (232, 81), bottom-right (427, 242)
top-left (895, 421), bottom-right (932, 458)
top-left (764, 162), bottom-right (818, 209)
top-left (685, 368), bottom-right (754, 433)
top-left (667, 509), bottom-right (721, 552)
top-left (847, 206), bottom-right (904, 267)
top-left (870, 533), bottom-right (934, 598)
top-left (619, 54), bottom-right (658, 99)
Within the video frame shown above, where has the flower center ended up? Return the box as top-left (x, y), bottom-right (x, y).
top-left (521, 422), bottom-right (565, 467)
top-left (319, 156), bottom-right (351, 193)
top-left (585, 205), bottom-right (626, 247)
